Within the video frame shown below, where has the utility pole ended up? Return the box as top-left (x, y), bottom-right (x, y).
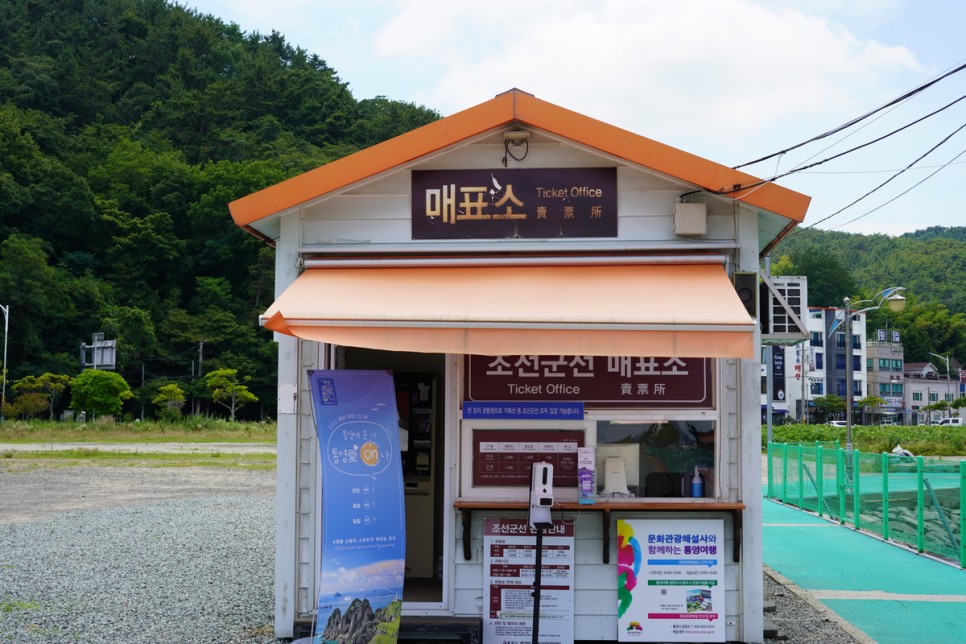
top-left (801, 345), bottom-right (808, 424)
top-left (1, 304), bottom-right (8, 423)
top-left (764, 255), bottom-right (773, 442)
top-left (196, 341), bottom-right (205, 416)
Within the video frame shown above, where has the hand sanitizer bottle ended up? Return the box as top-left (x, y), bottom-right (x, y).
top-left (691, 467), bottom-right (703, 498)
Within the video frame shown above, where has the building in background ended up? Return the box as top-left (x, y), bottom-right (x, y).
top-left (766, 311), bottom-right (966, 426)
top-left (766, 305), bottom-right (866, 424)
top-left (866, 330), bottom-right (905, 424)
top-left (760, 276), bottom-right (808, 424)
top-left (904, 359), bottom-right (965, 424)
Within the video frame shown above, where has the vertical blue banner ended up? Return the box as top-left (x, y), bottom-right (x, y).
top-left (308, 370), bottom-right (405, 644)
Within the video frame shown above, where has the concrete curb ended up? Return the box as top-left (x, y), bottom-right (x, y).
top-left (763, 565), bottom-right (875, 644)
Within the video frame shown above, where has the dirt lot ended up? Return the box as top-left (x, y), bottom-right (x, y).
top-left (0, 461), bottom-right (275, 524)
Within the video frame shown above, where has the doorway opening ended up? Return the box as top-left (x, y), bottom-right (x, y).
top-left (342, 348), bottom-right (446, 603)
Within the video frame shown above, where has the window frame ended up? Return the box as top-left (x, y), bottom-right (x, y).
top-left (458, 408), bottom-right (721, 502)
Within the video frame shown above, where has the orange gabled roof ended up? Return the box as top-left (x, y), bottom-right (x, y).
top-left (229, 88), bottom-right (810, 230)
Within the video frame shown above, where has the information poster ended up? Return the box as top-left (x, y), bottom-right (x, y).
top-left (617, 519), bottom-right (724, 642)
top-left (474, 429), bottom-right (583, 487)
top-left (484, 517), bottom-right (575, 644)
top-left (308, 370), bottom-right (405, 644)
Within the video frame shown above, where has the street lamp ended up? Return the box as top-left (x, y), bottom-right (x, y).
top-left (834, 287), bottom-right (907, 452)
top-left (1, 304), bottom-right (8, 423)
top-left (929, 351), bottom-right (951, 419)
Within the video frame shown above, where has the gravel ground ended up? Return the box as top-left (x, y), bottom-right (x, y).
top-left (0, 461), bottom-right (866, 643)
top-left (763, 567), bottom-right (868, 644)
top-left (0, 465), bottom-right (282, 643)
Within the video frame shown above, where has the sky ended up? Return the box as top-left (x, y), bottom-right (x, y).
top-left (182, 0), bottom-right (966, 236)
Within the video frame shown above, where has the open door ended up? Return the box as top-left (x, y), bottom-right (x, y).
top-left (343, 349), bottom-right (445, 604)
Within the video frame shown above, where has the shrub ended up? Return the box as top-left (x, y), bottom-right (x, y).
top-left (765, 423), bottom-right (966, 456)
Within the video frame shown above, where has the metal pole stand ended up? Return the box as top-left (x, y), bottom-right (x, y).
top-left (531, 521), bottom-right (552, 644)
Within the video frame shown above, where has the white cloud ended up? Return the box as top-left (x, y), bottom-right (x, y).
top-left (366, 0), bottom-right (920, 163)
top-left (184, 0), bottom-right (964, 234)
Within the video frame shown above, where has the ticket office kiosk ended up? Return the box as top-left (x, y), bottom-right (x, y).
top-left (228, 90), bottom-right (810, 640)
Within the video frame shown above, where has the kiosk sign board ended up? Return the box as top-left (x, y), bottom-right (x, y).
top-left (466, 355), bottom-right (713, 408)
top-left (412, 168), bottom-right (617, 239)
top-left (617, 519), bottom-right (725, 642)
top-left (308, 370), bottom-right (406, 644)
top-left (484, 517), bottom-right (575, 644)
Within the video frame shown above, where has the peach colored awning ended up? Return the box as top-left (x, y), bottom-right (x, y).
top-left (261, 262), bottom-right (755, 358)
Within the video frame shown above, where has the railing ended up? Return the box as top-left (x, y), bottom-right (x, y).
top-left (766, 442), bottom-right (966, 568)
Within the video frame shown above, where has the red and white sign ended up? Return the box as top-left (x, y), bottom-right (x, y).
top-left (484, 517), bottom-right (575, 644)
top-left (473, 429), bottom-right (583, 488)
top-left (466, 355), bottom-right (714, 408)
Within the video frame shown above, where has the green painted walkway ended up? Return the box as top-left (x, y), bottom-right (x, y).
top-left (763, 499), bottom-right (966, 643)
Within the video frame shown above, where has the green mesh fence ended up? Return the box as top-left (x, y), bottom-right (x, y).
top-left (766, 442), bottom-right (966, 568)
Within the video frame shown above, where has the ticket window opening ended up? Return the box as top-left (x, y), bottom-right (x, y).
top-left (595, 420), bottom-right (715, 498)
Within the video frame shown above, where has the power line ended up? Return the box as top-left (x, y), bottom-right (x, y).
top-left (802, 122), bottom-right (966, 230)
top-left (798, 160), bottom-right (966, 175)
top-left (712, 93), bottom-right (966, 197)
top-left (828, 145), bottom-right (966, 230)
top-left (733, 60), bottom-right (966, 170)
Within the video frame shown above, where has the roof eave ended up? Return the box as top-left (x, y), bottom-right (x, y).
top-left (229, 88), bottom-right (810, 235)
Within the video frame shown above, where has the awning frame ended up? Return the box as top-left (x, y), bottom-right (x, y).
top-left (301, 253), bottom-right (730, 270)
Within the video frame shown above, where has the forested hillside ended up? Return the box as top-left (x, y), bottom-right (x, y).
top-left (0, 0), bottom-right (438, 419)
top-left (770, 226), bottom-right (966, 365)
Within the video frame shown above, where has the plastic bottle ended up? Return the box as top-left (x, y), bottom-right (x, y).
top-left (691, 466), bottom-right (703, 498)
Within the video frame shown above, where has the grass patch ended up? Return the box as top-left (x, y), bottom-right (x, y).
top-left (0, 418), bottom-right (276, 444)
top-left (0, 598), bottom-right (40, 613)
top-left (1, 449), bottom-right (275, 470)
top-left (0, 419), bottom-right (277, 470)
top-left (764, 423), bottom-right (966, 455)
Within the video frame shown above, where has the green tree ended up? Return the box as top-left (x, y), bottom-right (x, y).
top-left (152, 382), bottom-right (186, 422)
top-left (69, 369), bottom-right (134, 417)
top-left (9, 391), bottom-right (47, 419)
top-left (856, 395), bottom-right (886, 425)
top-left (11, 372), bottom-right (70, 420)
top-left (812, 394), bottom-right (845, 421)
top-left (772, 250), bottom-right (855, 308)
top-left (101, 305), bottom-right (159, 374)
top-left (100, 201), bottom-right (186, 307)
top-left (0, 234), bottom-right (65, 378)
top-left (0, 104), bottom-right (99, 251)
top-left (205, 368), bottom-right (257, 421)
top-left (0, 0), bottom-right (459, 422)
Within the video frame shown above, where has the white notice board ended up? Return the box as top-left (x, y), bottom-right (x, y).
top-left (617, 518), bottom-right (725, 642)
